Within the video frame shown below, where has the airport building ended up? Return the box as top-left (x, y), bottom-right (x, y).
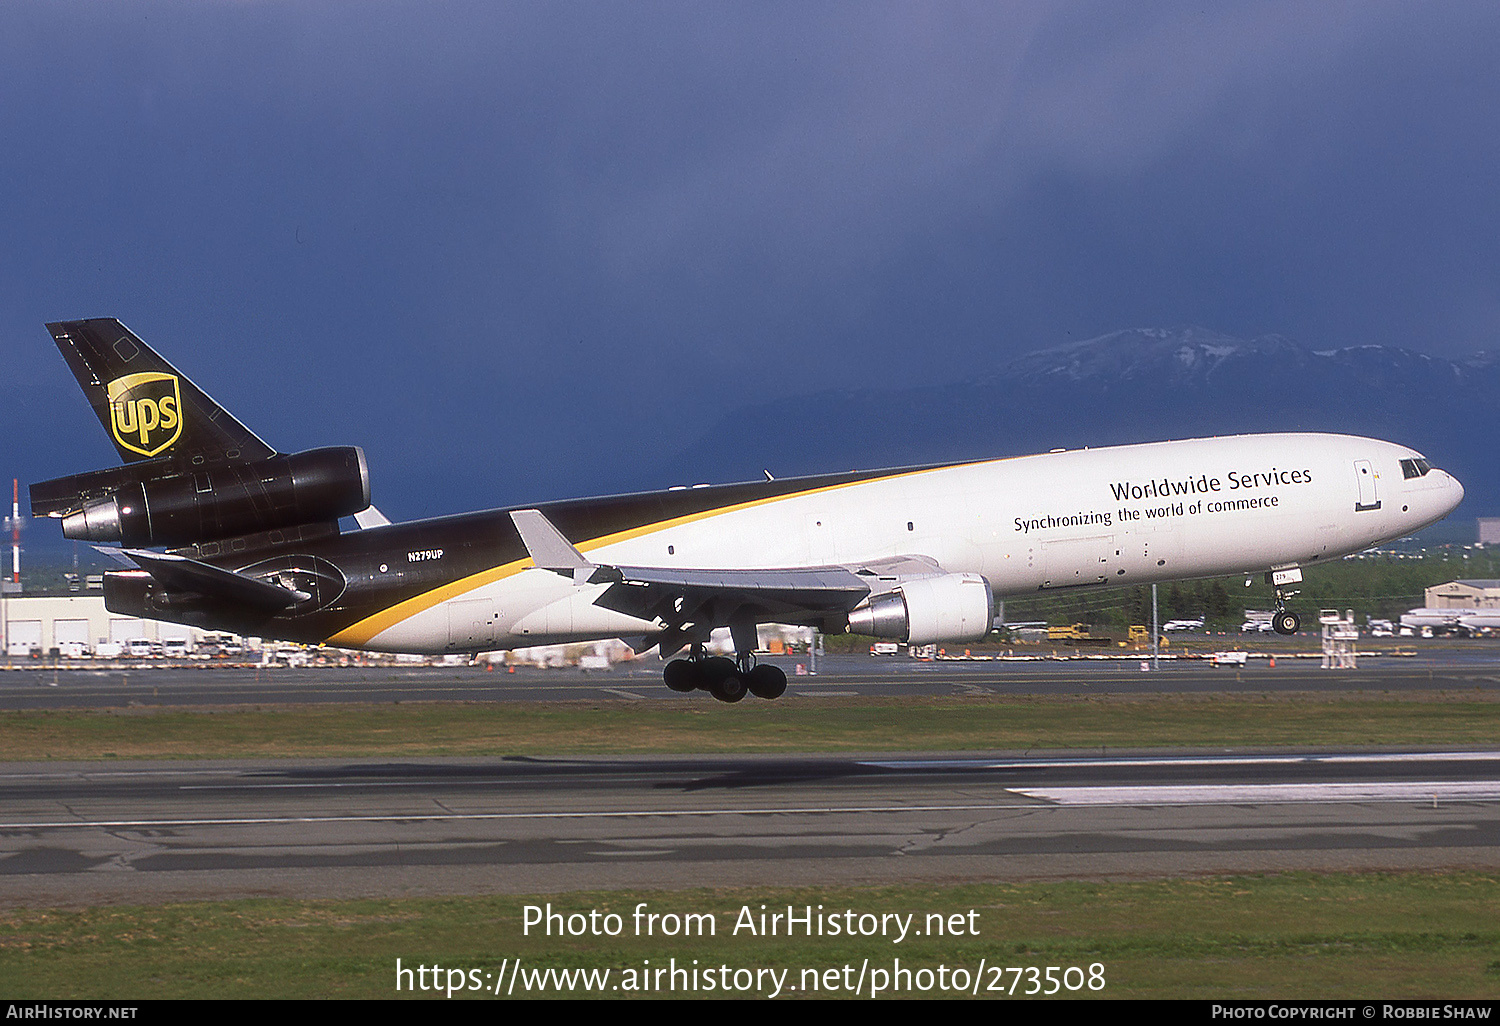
top-left (1424, 579), bottom-right (1500, 610)
top-left (1480, 519), bottom-right (1500, 546)
top-left (0, 593), bottom-right (198, 655)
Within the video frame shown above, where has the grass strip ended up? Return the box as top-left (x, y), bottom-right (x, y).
top-left (3, 873), bottom-right (1498, 999)
top-left (2, 692), bottom-right (1499, 761)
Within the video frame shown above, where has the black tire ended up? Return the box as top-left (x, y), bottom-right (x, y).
top-left (710, 671), bottom-right (747, 703)
top-left (747, 664), bottom-right (787, 700)
top-left (701, 656), bottom-right (737, 682)
top-left (1273, 610), bottom-right (1300, 635)
top-left (663, 659), bottom-right (699, 693)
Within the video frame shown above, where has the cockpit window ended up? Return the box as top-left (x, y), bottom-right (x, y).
top-left (1400, 458), bottom-right (1432, 479)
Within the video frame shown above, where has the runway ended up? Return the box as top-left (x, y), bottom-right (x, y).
top-left (3, 749), bottom-right (1498, 905)
top-left (4, 651), bottom-right (1500, 709)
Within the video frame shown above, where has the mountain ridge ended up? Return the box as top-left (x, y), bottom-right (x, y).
top-left (664, 326), bottom-right (1498, 519)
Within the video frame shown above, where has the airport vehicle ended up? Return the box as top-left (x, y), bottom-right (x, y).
top-left (1241, 610), bottom-right (1275, 632)
top-left (30, 320), bottom-right (1465, 702)
top-left (1162, 617), bottom-right (1206, 632)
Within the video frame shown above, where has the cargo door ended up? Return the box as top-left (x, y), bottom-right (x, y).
top-left (6, 620), bottom-right (41, 650)
top-left (55, 619), bottom-right (90, 646)
top-left (1039, 534), bottom-right (1117, 589)
top-left (447, 597), bottom-right (498, 651)
top-left (110, 618), bottom-right (144, 643)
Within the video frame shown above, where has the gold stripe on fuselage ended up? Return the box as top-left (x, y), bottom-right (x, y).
top-left (326, 556), bottom-right (531, 648)
top-left (325, 459), bottom-right (989, 648)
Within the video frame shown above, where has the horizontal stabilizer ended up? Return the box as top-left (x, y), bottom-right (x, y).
top-left (122, 549), bottom-right (309, 609)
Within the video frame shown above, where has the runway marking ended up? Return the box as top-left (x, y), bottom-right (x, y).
top-left (1015, 781), bottom-right (1500, 806)
top-left (858, 751), bottom-right (1500, 771)
top-left (597, 688), bottom-right (647, 700)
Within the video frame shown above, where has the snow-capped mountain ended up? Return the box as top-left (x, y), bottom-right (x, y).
top-left (667, 327), bottom-right (1498, 518)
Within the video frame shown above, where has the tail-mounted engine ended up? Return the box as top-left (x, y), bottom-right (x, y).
top-left (31, 446), bottom-right (370, 549)
top-left (846, 572), bottom-right (994, 645)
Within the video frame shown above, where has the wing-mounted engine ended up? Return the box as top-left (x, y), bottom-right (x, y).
top-left (846, 572), bottom-right (995, 645)
top-left (31, 446), bottom-right (370, 549)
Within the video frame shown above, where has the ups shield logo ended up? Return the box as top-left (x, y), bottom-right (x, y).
top-left (107, 372), bottom-right (183, 457)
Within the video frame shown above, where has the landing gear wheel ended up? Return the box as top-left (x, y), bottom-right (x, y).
top-left (746, 664), bottom-right (787, 700)
top-left (702, 656), bottom-right (737, 681)
top-left (663, 659), bottom-right (700, 693)
top-left (696, 657), bottom-right (744, 703)
top-left (709, 671), bottom-right (747, 703)
top-left (1273, 610), bottom-right (1300, 635)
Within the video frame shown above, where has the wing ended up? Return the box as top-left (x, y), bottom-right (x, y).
top-left (508, 508), bottom-right (951, 654)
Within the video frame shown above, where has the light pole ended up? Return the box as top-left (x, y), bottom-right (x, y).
top-left (1151, 583), bottom-right (1159, 671)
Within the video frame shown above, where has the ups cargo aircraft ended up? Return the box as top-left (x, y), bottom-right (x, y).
top-left (32, 319), bottom-right (1465, 702)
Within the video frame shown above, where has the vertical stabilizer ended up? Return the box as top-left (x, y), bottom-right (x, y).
top-left (46, 319), bottom-right (276, 465)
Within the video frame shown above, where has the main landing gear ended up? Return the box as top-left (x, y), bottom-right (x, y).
top-left (662, 645), bottom-right (788, 702)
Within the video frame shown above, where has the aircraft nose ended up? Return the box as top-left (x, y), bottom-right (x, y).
top-left (1446, 471), bottom-right (1466, 512)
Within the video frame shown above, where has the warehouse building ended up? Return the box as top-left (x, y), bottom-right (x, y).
top-left (1424, 579), bottom-right (1500, 610)
top-left (0, 593), bottom-right (198, 655)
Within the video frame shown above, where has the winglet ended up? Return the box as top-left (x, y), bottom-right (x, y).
top-left (509, 509), bottom-right (595, 582)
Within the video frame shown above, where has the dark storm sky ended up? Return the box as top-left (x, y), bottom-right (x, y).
top-left (4, 2), bottom-right (1497, 519)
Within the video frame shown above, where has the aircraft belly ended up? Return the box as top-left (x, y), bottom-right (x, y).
top-left (364, 568), bottom-right (661, 653)
top-left (504, 586), bottom-right (656, 646)
top-left (360, 570), bottom-right (554, 654)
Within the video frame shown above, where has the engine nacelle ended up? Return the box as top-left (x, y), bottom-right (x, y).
top-left (846, 573), bottom-right (994, 645)
top-left (61, 447), bottom-right (369, 548)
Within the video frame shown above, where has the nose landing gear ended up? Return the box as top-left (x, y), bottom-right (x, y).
top-left (1272, 588), bottom-right (1302, 635)
top-left (1265, 567), bottom-right (1304, 636)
